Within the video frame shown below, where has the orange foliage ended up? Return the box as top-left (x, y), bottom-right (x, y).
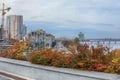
top-left (1, 40), bottom-right (29, 60)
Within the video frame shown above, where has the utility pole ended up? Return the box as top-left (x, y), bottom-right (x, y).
top-left (0, 1), bottom-right (11, 40)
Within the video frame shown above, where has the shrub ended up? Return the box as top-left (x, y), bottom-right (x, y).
top-left (105, 58), bottom-right (120, 74)
top-left (12, 53), bottom-right (27, 61)
top-left (0, 40), bottom-right (28, 60)
top-left (2, 41), bottom-right (120, 74)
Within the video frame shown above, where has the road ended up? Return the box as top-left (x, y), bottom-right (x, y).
top-left (0, 72), bottom-right (26, 80)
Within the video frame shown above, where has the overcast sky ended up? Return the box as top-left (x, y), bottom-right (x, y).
top-left (0, 0), bottom-right (120, 39)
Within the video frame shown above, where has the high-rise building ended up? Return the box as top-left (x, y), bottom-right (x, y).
top-left (0, 26), bottom-right (5, 40)
top-left (22, 24), bottom-right (27, 39)
top-left (6, 15), bottom-right (27, 40)
top-left (79, 32), bottom-right (85, 41)
top-left (0, 28), bottom-right (2, 39)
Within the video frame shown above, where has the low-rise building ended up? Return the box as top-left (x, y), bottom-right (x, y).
top-left (28, 29), bottom-right (55, 49)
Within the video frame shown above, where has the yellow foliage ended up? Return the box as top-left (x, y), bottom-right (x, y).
top-left (114, 49), bottom-right (120, 57)
top-left (68, 45), bottom-right (76, 54)
top-left (3, 40), bottom-right (29, 60)
top-left (77, 62), bottom-right (84, 68)
top-left (112, 58), bottom-right (119, 64)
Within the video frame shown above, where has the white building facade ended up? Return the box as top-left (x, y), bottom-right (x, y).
top-left (6, 15), bottom-right (27, 40)
top-left (28, 29), bottom-right (55, 48)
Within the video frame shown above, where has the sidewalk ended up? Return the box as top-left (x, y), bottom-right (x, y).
top-left (0, 75), bottom-right (11, 80)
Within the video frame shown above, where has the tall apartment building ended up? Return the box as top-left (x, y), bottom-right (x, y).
top-left (6, 15), bottom-right (27, 40)
top-left (79, 32), bottom-right (85, 41)
top-left (0, 28), bottom-right (2, 39)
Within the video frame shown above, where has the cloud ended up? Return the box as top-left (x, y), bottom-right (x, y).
top-left (0, 0), bottom-right (120, 38)
top-left (5, 0), bottom-right (120, 23)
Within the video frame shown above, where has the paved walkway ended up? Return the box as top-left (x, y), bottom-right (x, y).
top-left (0, 75), bottom-right (11, 80)
top-left (0, 72), bottom-right (26, 80)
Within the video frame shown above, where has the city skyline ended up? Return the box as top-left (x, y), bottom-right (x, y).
top-left (0, 0), bottom-right (120, 39)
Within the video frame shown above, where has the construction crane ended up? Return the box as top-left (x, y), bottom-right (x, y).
top-left (0, 1), bottom-right (11, 40)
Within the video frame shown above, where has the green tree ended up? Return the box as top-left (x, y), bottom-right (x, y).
top-left (74, 37), bottom-right (79, 45)
top-left (74, 37), bottom-right (80, 52)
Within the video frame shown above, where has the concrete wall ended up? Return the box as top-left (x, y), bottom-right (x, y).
top-left (0, 57), bottom-right (120, 80)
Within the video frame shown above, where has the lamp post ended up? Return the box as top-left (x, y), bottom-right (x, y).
top-left (0, 1), bottom-right (11, 40)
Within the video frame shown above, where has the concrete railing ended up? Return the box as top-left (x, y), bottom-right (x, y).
top-left (0, 57), bottom-right (120, 80)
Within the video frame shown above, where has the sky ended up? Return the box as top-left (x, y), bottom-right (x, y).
top-left (0, 0), bottom-right (120, 39)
